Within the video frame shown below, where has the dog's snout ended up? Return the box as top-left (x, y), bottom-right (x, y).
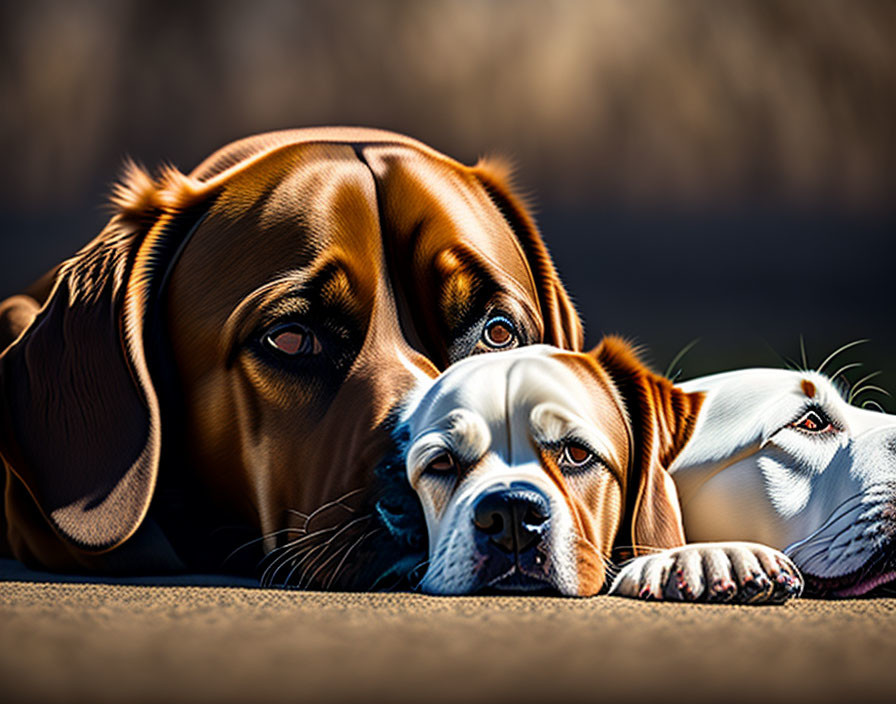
top-left (472, 483), bottom-right (550, 553)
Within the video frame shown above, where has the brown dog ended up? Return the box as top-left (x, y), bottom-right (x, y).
top-left (0, 128), bottom-right (582, 586)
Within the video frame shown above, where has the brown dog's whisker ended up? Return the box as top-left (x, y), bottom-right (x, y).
top-left (221, 526), bottom-right (309, 567)
top-left (306, 525), bottom-right (377, 590)
top-left (284, 508), bottom-right (311, 522)
top-left (324, 527), bottom-right (385, 591)
top-left (260, 525), bottom-right (338, 561)
top-left (293, 514), bottom-right (376, 589)
top-left (265, 539), bottom-right (333, 588)
top-left (259, 525), bottom-right (342, 583)
top-left (277, 514), bottom-right (375, 590)
top-left (292, 488), bottom-right (368, 532)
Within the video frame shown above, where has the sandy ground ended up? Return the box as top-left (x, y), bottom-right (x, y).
top-left (2, 560), bottom-right (896, 704)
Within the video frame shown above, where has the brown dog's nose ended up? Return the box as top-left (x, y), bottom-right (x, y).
top-left (472, 484), bottom-right (550, 553)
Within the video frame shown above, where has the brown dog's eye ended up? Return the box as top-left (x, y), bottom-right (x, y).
top-left (560, 443), bottom-right (593, 470)
top-left (265, 323), bottom-right (321, 356)
top-left (791, 409), bottom-right (834, 434)
top-left (482, 316), bottom-right (516, 349)
top-left (424, 452), bottom-right (456, 478)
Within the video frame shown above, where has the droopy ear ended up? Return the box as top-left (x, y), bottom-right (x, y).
top-left (593, 336), bottom-right (705, 558)
top-left (472, 159), bottom-right (584, 351)
top-left (0, 161), bottom-right (209, 553)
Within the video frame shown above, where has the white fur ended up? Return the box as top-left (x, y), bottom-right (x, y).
top-left (403, 346), bottom-right (606, 596)
top-left (672, 368), bottom-right (896, 591)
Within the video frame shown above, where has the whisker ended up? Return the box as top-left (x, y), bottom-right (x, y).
top-left (816, 339), bottom-right (869, 376)
top-left (828, 362), bottom-right (862, 385)
top-left (862, 399), bottom-right (886, 413)
top-left (293, 514), bottom-right (375, 589)
top-left (782, 354), bottom-right (802, 372)
top-left (799, 334), bottom-right (809, 371)
top-left (261, 525), bottom-right (339, 561)
top-left (306, 522), bottom-right (379, 591)
top-left (850, 385), bottom-right (891, 404)
top-left (324, 527), bottom-right (384, 591)
top-left (262, 546), bottom-right (304, 588)
top-left (664, 338), bottom-right (700, 380)
top-left (259, 525), bottom-right (340, 580)
top-left (299, 487), bottom-right (367, 529)
top-left (409, 559), bottom-right (432, 592)
top-left (305, 542), bottom-right (356, 590)
top-left (848, 371), bottom-right (883, 404)
top-left (269, 539), bottom-right (334, 588)
top-left (222, 526), bottom-right (308, 567)
top-left (612, 544), bottom-right (670, 557)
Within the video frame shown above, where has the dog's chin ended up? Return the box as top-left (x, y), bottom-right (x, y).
top-left (802, 544), bottom-right (896, 598)
top-left (477, 566), bottom-right (560, 595)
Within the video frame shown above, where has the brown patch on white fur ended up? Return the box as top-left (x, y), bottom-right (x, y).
top-left (593, 336), bottom-right (704, 558)
top-left (801, 379), bottom-right (817, 398)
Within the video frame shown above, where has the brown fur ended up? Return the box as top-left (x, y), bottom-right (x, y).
top-left (592, 336), bottom-right (705, 560)
top-left (0, 128), bottom-right (582, 579)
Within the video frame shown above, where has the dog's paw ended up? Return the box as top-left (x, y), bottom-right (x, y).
top-left (608, 542), bottom-right (803, 604)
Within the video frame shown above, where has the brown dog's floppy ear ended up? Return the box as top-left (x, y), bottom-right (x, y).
top-left (593, 336), bottom-right (704, 558)
top-left (471, 159), bottom-right (584, 351)
top-left (0, 162), bottom-right (206, 553)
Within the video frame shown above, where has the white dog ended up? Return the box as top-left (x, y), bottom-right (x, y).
top-left (400, 341), bottom-right (802, 602)
top-left (660, 367), bottom-right (896, 597)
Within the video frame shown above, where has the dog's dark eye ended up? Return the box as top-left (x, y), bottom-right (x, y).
top-left (792, 409), bottom-right (834, 434)
top-left (560, 442), bottom-right (594, 471)
top-left (482, 315), bottom-right (516, 349)
top-left (424, 452), bottom-right (457, 478)
top-left (264, 323), bottom-right (321, 356)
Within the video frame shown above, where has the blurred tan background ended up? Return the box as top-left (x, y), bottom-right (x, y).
top-left (1, 0), bottom-right (894, 402)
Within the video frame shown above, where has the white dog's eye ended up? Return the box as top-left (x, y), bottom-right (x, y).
top-left (791, 409), bottom-right (834, 434)
top-left (560, 442), bottom-right (593, 471)
top-left (424, 452), bottom-right (457, 479)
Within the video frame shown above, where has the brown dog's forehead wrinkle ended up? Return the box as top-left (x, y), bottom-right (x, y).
top-left (361, 145), bottom-right (536, 292)
top-left (356, 144), bottom-right (543, 361)
top-left (167, 144), bottom-right (381, 351)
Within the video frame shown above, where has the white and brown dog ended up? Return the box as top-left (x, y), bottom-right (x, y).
top-left (668, 367), bottom-right (896, 597)
top-left (399, 339), bottom-right (802, 601)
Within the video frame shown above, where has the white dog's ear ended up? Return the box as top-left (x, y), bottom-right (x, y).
top-left (592, 337), bottom-right (705, 558)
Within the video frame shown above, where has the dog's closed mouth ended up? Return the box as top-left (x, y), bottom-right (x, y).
top-left (480, 567), bottom-right (557, 595)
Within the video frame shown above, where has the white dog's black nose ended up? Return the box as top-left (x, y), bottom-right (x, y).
top-left (472, 483), bottom-right (550, 553)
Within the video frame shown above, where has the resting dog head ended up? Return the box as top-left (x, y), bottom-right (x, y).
top-left (0, 128), bottom-right (582, 580)
top-left (671, 368), bottom-right (896, 597)
top-left (400, 338), bottom-right (702, 596)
